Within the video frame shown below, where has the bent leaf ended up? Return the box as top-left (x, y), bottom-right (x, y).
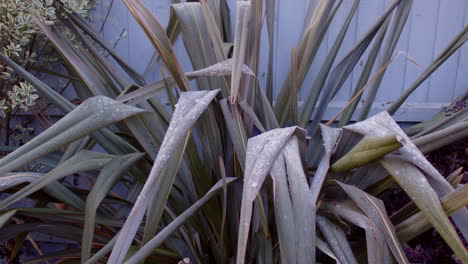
top-left (381, 157), bottom-right (468, 262)
top-left (316, 215), bottom-right (358, 264)
top-left (397, 184), bottom-right (468, 242)
top-left (236, 127), bottom-right (308, 264)
top-left (310, 124), bottom-right (341, 202)
top-left (108, 90), bottom-right (220, 263)
top-left (322, 201), bottom-right (386, 263)
top-left (0, 51), bottom-right (142, 159)
top-left (0, 172), bottom-right (84, 210)
top-left (118, 59), bottom-right (254, 106)
top-left (124, 178), bottom-right (237, 264)
top-left (331, 134), bottom-right (402, 172)
top-left (0, 96), bottom-right (144, 176)
top-left (186, 59), bottom-right (255, 78)
top-left (0, 151), bottom-right (115, 210)
top-left (345, 111), bottom-right (468, 239)
top-left (81, 153), bottom-right (144, 262)
top-left (337, 182), bottom-right (409, 264)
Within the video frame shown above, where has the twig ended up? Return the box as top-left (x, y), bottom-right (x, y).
top-left (99, 0), bottom-right (115, 33)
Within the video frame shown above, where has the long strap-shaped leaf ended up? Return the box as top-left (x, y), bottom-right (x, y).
top-left (282, 137), bottom-right (316, 263)
top-left (397, 184), bottom-right (468, 242)
top-left (168, 4), bottom-right (228, 181)
top-left (0, 51), bottom-right (142, 158)
top-left (0, 208), bottom-right (123, 231)
top-left (337, 15), bottom-right (392, 127)
top-left (381, 157), bottom-right (468, 262)
top-left (220, 98), bottom-right (248, 168)
top-left (316, 215), bottom-right (358, 264)
top-left (269, 138), bottom-right (314, 264)
top-left (123, 0), bottom-right (191, 92)
top-left (142, 0), bottom-right (183, 79)
top-left (59, 16), bottom-right (174, 162)
top-left (269, 157), bottom-right (296, 263)
top-left (141, 130), bottom-right (189, 243)
top-left (265, 0), bottom-right (276, 102)
top-left (337, 182), bottom-right (409, 264)
top-left (33, 16), bottom-right (117, 97)
top-left (0, 150), bottom-right (115, 210)
top-left (81, 153), bottom-right (144, 262)
top-left (0, 223), bottom-right (107, 244)
top-left (124, 178), bottom-right (237, 264)
top-left (322, 202), bottom-right (387, 263)
top-left (118, 58), bottom-right (255, 106)
top-left (358, 0), bottom-right (413, 120)
top-left (49, 15), bottom-right (175, 166)
top-left (306, 0), bottom-right (401, 133)
top-left (345, 111), bottom-right (468, 239)
top-left (236, 127), bottom-right (313, 264)
top-left (108, 90), bottom-right (220, 263)
top-left (68, 13), bottom-right (145, 86)
top-left (230, 1), bottom-right (251, 103)
top-left (274, 0), bottom-right (336, 120)
top-left (0, 96), bottom-right (144, 177)
top-left (62, 17), bottom-right (131, 93)
top-left (310, 125), bottom-right (341, 202)
top-left (299, 0), bottom-right (360, 128)
top-left (240, 0), bottom-right (262, 106)
top-left (172, 2), bottom-right (229, 96)
top-left (413, 120), bottom-right (468, 154)
top-left (387, 25), bottom-right (468, 115)
top-left (0, 173), bottom-right (84, 210)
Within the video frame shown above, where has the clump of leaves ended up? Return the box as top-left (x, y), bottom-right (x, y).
top-left (0, 0), bottom-right (467, 263)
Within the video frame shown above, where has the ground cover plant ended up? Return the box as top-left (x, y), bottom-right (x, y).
top-left (0, 0), bottom-right (467, 263)
top-left (0, 0), bottom-right (94, 155)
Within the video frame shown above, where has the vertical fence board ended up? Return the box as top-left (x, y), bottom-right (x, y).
top-left (273, 0), bottom-right (308, 98)
top-left (428, 0), bottom-right (467, 103)
top-left (89, 0), bottom-right (467, 122)
top-left (454, 1), bottom-right (468, 98)
top-left (402, 0), bottom-right (440, 104)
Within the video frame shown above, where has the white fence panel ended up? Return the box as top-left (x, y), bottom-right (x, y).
top-left (92, 0), bottom-right (468, 122)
